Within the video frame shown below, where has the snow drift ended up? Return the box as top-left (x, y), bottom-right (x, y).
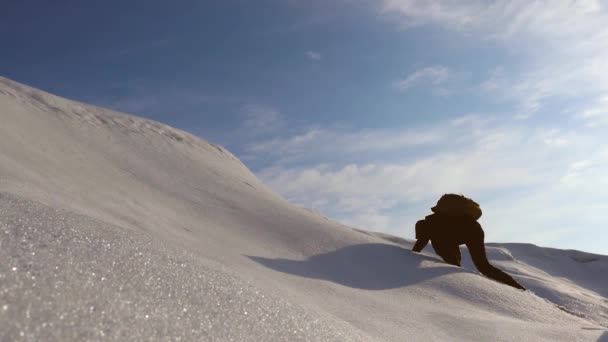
top-left (1, 76), bottom-right (606, 341)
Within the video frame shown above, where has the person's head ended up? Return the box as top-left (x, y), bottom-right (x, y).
top-left (431, 194), bottom-right (482, 220)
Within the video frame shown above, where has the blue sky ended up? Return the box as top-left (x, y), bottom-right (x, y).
top-left (2, 1), bottom-right (608, 254)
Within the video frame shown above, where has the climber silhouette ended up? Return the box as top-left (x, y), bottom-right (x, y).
top-left (412, 194), bottom-right (526, 291)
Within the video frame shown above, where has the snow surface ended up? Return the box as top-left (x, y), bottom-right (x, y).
top-left (1, 76), bottom-right (607, 341)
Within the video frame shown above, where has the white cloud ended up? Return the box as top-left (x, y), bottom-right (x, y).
top-left (393, 66), bottom-right (450, 91)
top-left (246, 125), bottom-right (446, 165)
top-left (378, 0), bottom-right (604, 41)
top-left (250, 115), bottom-right (608, 247)
top-left (260, 141), bottom-right (544, 209)
top-left (376, 1), bottom-right (608, 118)
top-left (241, 104), bottom-right (283, 134)
top-left (479, 55), bottom-right (608, 118)
top-left (340, 209), bottom-right (392, 232)
top-left (538, 129), bottom-right (570, 147)
top-left (576, 95), bottom-right (608, 127)
top-left (306, 50), bottom-right (322, 61)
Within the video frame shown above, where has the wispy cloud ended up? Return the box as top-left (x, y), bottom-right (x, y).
top-left (377, 1), bottom-right (608, 118)
top-left (306, 50), bottom-right (322, 61)
top-left (248, 114), bottom-right (608, 248)
top-left (393, 66), bottom-right (450, 91)
top-left (342, 209), bottom-right (392, 232)
top-left (240, 104), bottom-right (284, 134)
top-left (245, 125), bottom-right (445, 165)
top-left (378, 0), bottom-right (604, 41)
top-left (576, 95), bottom-right (608, 127)
top-left (257, 122), bottom-right (545, 212)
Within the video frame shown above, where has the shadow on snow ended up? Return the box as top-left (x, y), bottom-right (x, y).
top-left (248, 243), bottom-right (465, 290)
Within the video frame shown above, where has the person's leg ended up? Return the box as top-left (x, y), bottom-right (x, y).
top-left (465, 231), bottom-right (525, 290)
top-left (432, 239), bottom-right (462, 267)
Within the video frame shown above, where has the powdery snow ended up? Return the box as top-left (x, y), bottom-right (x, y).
top-left (1, 76), bottom-right (607, 341)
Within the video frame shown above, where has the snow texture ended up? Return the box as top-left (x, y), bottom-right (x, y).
top-left (1, 76), bottom-right (607, 341)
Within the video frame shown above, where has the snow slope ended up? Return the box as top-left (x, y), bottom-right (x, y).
top-left (1, 76), bottom-right (606, 341)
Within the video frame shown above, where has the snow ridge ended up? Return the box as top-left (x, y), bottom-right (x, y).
top-left (1, 77), bottom-right (607, 341)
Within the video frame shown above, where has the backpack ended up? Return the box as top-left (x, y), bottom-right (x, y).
top-left (431, 194), bottom-right (482, 220)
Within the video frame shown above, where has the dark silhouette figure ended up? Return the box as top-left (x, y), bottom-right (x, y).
top-left (413, 194), bottom-right (526, 291)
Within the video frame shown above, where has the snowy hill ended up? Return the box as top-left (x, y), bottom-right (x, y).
top-left (1, 76), bottom-right (607, 341)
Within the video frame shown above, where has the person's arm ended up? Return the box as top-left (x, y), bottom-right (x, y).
top-left (412, 220), bottom-right (429, 252)
top-left (412, 238), bottom-right (429, 252)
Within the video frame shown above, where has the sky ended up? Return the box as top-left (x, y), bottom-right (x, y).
top-left (2, 0), bottom-right (608, 254)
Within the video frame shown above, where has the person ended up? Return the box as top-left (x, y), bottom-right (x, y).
top-left (413, 194), bottom-right (526, 291)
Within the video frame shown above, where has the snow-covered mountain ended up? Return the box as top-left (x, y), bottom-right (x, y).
top-left (1, 76), bottom-right (606, 341)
